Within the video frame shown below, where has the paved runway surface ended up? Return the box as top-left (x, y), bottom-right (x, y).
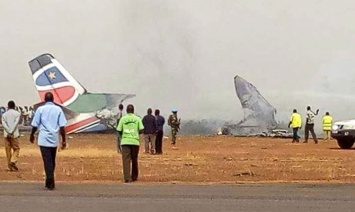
top-left (1, 182), bottom-right (355, 211)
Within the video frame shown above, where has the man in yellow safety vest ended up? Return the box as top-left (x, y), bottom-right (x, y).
top-left (322, 112), bottom-right (333, 140)
top-left (288, 109), bottom-right (302, 143)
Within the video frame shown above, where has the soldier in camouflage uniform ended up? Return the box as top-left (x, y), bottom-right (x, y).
top-left (168, 109), bottom-right (180, 146)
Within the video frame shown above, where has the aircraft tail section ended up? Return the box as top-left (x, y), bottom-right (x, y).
top-left (28, 53), bottom-right (138, 134)
top-left (223, 75), bottom-right (278, 136)
top-left (29, 54), bottom-right (87, 106)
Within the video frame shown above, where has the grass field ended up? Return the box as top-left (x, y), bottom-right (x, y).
top-left (0, 134), bottom-right (355, 184)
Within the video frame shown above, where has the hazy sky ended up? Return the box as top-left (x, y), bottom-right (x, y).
top-left (1, 0), bottom-right (355, 123)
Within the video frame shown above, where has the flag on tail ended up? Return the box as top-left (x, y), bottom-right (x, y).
top-left (29, 54), bottom-right (85, 106)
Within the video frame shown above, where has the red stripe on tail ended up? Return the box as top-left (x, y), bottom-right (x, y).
top-left (38, 86), bottom-right (76, 105)
top-left (65, 116), bottom-right (100, 133)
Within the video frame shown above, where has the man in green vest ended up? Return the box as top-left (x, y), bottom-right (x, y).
top-left (322, 112), bottom-right (333, 140)
top-left (116, 104), bottom-right (144, 183)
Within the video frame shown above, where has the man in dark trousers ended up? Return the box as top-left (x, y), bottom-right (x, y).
top-left (304, 106), bottom-right (319, 144)
top-left (155, 109), bottom-right (165, 154)
top-left (288, 109), bottom-right (302, 143)
top-left (116, 104), bottom-right (144, 183)
top-left (142, 108), bottom-right (157, 154)
top-left (30, 92), bottom-right (67, 190)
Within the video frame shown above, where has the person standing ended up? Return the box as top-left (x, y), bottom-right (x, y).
top-left (2, 101), bottom-right (21, 171)
top-left (18, 106), bottom-right (24, 125)
top-left (155, 109), bottom-right (165, 154)
top-left (142, 108), bottom-right (157, 154)
top-left (288, 109), bottom-right (302, 143)
top-left (322, 112), bottom-right (333, 140)
top-left (168, 109), bottom-right (180, 147)
top-left (30, 92), bottom-right (67, 190)
top-left (116, 104), bottom-right (144, 183)
top-left (23, 106), bottom-right (29, 125)
top-left (27, 106), bottom-right (34, 124)
top-left (0, 106), bottom-right (6, 125)
top-left (116, 104), bottom-right (124, 153)
top-left (304, 106), bottom-right (319, 144)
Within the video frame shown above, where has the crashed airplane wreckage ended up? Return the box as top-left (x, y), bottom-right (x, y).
top-left (221, 75), bottom-right (291, 138)
top-left (28, 53), bottom-right (135, 134)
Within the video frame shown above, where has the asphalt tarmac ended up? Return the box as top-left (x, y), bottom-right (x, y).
top-left (1, 182), bottom-right (355, 212)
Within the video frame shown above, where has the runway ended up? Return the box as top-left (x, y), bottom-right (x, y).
top-left (1, 182), bottom-right (355, 211)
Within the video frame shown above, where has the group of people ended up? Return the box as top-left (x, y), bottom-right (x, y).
top-left (141, 108), bottom-right (165, 155)
top-left (115, 105), bottom-right (181, 153)
top-left (115, 104), bottom-right (180, 183)
top-left (2, 96), bottom-right (339, 187)
top-left (2, 92), bottom-right (181, 187)
top-left (141, 107), bottom-right (181, 154)
top-left (289, 106), bottom-right (333, 143)
top-left (0, 105), bottom-right (34, 126)
top-left (18, 106), bottom-right (34, 125)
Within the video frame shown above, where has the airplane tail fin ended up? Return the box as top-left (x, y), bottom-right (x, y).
top-left (29, 54), bottom-right (87, 106)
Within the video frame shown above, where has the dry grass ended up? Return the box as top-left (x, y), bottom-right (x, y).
top-left (0, 134), bottom-right (355, 183)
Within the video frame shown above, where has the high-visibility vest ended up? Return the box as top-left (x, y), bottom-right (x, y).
top-left (322, 115), bottom-right (333, 131)
top-left (290, 113), bottom-right (302, 128)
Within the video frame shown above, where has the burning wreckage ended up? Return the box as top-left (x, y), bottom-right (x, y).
top-left (220, 75), bottom-right (292, 138)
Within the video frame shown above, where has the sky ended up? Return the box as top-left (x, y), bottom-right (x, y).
top-left (1, 0), bottom-right (355, 123)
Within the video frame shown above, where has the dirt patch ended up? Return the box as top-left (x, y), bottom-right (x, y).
top-left (0, 134), bottom-right (354, 183)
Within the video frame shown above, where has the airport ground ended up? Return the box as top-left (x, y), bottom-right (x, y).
top-left (0, 134), bottom-right (355, 183)
top-left (2, 134), bottom-right (355, 211)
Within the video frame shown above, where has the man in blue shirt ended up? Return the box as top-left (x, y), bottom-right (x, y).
top-left (30, 92), bottom-right (67, 190)
top-left (155, 109), bottom-right (165, 154)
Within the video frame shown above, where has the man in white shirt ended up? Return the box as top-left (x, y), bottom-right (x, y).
top-left (2, 101), bottom-right (21, 171)
top-left (304, 106), bottom-right (319, 144)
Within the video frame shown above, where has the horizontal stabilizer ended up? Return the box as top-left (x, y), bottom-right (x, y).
top-left (33, 102), bottom-right (80, 121)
